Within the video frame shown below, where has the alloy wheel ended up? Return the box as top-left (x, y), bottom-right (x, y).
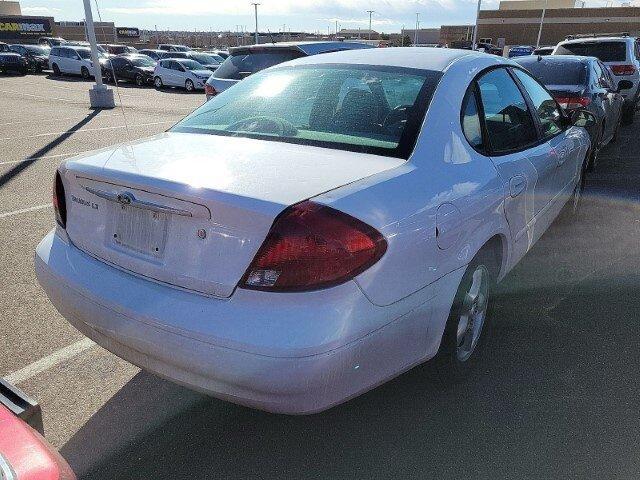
top-left (185, 79), bottom-right (194, 92)
top-left (136, 74), bottom-right (143, 86)
top-left (455, 265), bottom-right (490, 362)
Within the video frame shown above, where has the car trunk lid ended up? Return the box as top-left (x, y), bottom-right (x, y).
top-left (61, 132), bottom-right (403, 297)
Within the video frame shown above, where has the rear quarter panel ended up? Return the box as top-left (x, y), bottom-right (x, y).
top-left (315, 55), bottom-right (511, 308)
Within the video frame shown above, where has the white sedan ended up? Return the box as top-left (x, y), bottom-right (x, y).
top-left (36, 48), bottom-right (594, 414)
top-left (153, 58), bottom-right (212, 91)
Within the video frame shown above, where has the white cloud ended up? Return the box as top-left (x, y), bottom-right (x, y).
top-left (22, 6), bottom-right (61, 14)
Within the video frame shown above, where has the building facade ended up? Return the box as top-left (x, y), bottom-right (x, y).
top-left (401, 28), bottom-right (440, 45)
top-left (477, 6), bottom-right (640, 46)
top-left (440, 25), bottom-right (476, 46)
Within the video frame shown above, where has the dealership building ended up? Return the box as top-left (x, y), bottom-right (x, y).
top-left (476, 0), bottom-right (640, 47)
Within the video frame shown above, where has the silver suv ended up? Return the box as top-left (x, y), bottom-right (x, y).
top-left (554, 35), bottom-right (640, 124)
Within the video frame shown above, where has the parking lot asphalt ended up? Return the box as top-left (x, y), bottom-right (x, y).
top-left (2, 73), bottom-right (640, 479)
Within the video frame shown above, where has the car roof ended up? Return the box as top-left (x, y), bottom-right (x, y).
top-left (277, 47), bottom-right (504, 73)
top-left (515, 54), bottom-right (593, 65)
top-left (229, 41), bottom-right (374, 55)
top-left (560, 36), bottom-right (633, 44)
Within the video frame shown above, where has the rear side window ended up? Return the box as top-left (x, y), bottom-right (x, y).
top-left (513, 69), bottom-right (563, 139)
top-left (461, 87), bottom-right (483, 150)
top-left (555, 41), bottom-right (627, 62)
top-left (477, 68), bottom-right (537, 153)
top-left (213, 50), bottom-right (305, 80)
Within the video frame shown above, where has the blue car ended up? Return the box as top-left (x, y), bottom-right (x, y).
top-left (508, 45), bottom-right (535, 58)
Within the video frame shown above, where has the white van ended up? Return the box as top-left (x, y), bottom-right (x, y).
top-left (48, 45), bottom-right (106, 79)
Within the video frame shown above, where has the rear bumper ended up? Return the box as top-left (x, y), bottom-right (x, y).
top-left (35, 230), bottom-right (449, 414)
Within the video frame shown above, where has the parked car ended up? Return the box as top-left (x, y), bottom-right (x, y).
top-left (207, 49), bottom-right (229, 59)
top-left (0, 41), bottom-right (10, 52)
top-left (9, 44), bottom-right (50, 72)
top-left (0, 379), bottom-right (76, 480)
top-left (49, 45), bottom-right (108, 78)
top-left (38, 36), bottom-right (66, 47)
top-left (158, 44), bottom-right (191, 52)
top-left (100, 44), bottom-right (138, 56)
top-left (36, 48), bottom-right (596, 415)
top-left (0, 52), bottom-right (28, 74)
top-left (516, 54), bottom-right (627, 170)
top-left (138, 48), bottom-right (164, 61)
top-left (153, 58), bottom-right (212, 91)
top-left (554, 35), bottom-right (640, 124)
top-left (103, 54), bottom-right (157, 86)
top-left (205, 41), bottom-right (374, 99)
top-left (508, 45), bottom-right (535, 57)
top-left (533, 46), bottom-right (554, 56)
top-left (186, 52), bottom-right (223, 71)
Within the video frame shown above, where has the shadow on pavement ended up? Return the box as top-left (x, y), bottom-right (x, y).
top-left (61, 120), bottom-right (640, 480)
top-left (0, 109), bottom-right (102, 189)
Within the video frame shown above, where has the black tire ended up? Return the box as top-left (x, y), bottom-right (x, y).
top-left (560, 150), bottom-right (589, 223)
top-left (154, 76), bottom-right (163, 89)
top-left (104, 70), bottom-right (114, 83)
top-left (586, 125), bottom-right (603, 173)
top-left (81, 66), bottom-right (90, 80)
top-left (185, 79), bottom-right (195, 92)
top-left (52, 63), bottom-right (60, 76)
top-left (135, 74), bottom-right (144, 87)
top-left (435, 249), bottom-right (498, 380)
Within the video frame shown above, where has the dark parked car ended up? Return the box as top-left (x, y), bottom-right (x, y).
top-left (100, 44), bottom-right (138, 56)
top-left (9, 44), bottom-right (50, 72)
top-left (508, 45), bottom-right (535, 57)
top-left (158, 44), bottom-right (190, 52)
top-left (0, 41), bottom-right (10, 52)
top-left (103, 54), bottom-right (157, 86)
top-left (205, 41), bottom-right (374, 99)
top-left (533, 46), bottom-right (554, 56)
top-left (0, 52), bottom-right (28, 74)
top-left (138, 49), bottom-right (164, 61)
top-left (515, 54), bottom-right (630, 170)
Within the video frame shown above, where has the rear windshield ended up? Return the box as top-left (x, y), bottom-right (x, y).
top-left (190, 53), bottom-right (219, 65)
top-left (520, 60), bottom-right (587, 86)
top-left (173, 65), bottom-right (441, 158)
top-left (213, 50), bottom-right (305, 80)
top-left (555, 41), bottom-right (627, 62)
top-left (25, 45), bottom-right (50, 55)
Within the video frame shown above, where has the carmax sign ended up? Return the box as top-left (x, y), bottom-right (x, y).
top-left (0, 16), bottom-right (52, 39)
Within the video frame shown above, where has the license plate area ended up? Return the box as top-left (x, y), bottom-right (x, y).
top-left (111, 203), bottom-right (168, 258)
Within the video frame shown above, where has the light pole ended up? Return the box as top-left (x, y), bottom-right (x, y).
top-left (472, 0), bottom-right (482, 50)
top-left (82, 0), bottom-right (114, 108)
top-left (414, 13), bottom-right (420, 45)
top-left (367, 10), bottom-right (374, 41)
top-left (536, 0), bottom-right (548, 48)
top-left (252, 3), bottom-right (260, 45)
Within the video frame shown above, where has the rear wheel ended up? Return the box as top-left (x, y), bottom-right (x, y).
top-left (80, 66), bottom-right (90, 80)
top-left (185, 79), bottom-right (195, 92)
top-left (154, 76), bottom-right (163, 89)
top-left (135, 74), bottom-right (144, 87)
top-left (561, 150), bottom-right (589, 223)
top-left (52, 63), bottom-right (60, 76)
top-left (586, 124), bottom-right (604, 172)
top-left (436, 250), bottom-right (497, 378)
top-left (105, 69), bottom-right (114, 83)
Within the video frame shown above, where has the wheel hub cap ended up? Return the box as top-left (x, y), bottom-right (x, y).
top-left (455, 266), bottom-right (489, 362)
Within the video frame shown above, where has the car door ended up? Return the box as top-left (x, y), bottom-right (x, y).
top-left (120, 59), bottom-right (135, 81)
top-left (171, 61), bottom-right (186, 86)
top-left (164, 60), bottom-right (178, 85)
top-left (598, 61), bottom-right (624, 139)
top-left (475, 67), bottom-right (550, 258)
top-left (592, 60), bottom-right (615, 141)
top-left (512, 68), bottom-right (584, 224)
top-left (68, 49), bottom-right (82, 74)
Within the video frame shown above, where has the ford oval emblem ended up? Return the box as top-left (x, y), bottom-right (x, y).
top-left (116, 193), bottom-right (133, 205)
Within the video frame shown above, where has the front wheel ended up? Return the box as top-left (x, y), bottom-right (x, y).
top-left (436, 252), bottom-right (496, 378)
top-left (135, 74), bottom-right (144, 87)
top-left (154, 76), bottom-right (163, 89)
top-left (185, 79), bottom-right (195, 92)
top-left (52, 63), bottom-right (60, 76)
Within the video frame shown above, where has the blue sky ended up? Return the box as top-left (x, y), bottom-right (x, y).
top-left (20, 0), bottom-right (616, 33)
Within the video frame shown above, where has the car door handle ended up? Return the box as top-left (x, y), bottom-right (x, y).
top-left (509, 175), bottom-right (526, 198)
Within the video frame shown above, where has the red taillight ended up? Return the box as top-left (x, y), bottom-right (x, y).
top-left (204, 83), bottom-right (216, 96)
top-left (610, 64), bottom-right (636, 76)
top-left (555, 96), bottom-right (591, 110)
top-left (241, 201), bottom-right (387, 292)
top-left (53, 170), bottom-right (66, 228)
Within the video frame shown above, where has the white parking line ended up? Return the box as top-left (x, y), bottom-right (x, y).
top-left (0, 120), bottom-right (174, 142)
top-left (0, 204), bottom-right (52, 219)
top-left (0, 89), bottom-right (86, 105)
top-left (0, 150), bottom-right (93, 166)
top-left (0, 113), bottom-right (120, 127)
top-left (4, 338), bottom-right (96, 385)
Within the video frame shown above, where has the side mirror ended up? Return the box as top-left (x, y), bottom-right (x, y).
top-left (616, 79), bottom-right (634, 92)
top-left (570, 109), bottom-right (597, 129)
